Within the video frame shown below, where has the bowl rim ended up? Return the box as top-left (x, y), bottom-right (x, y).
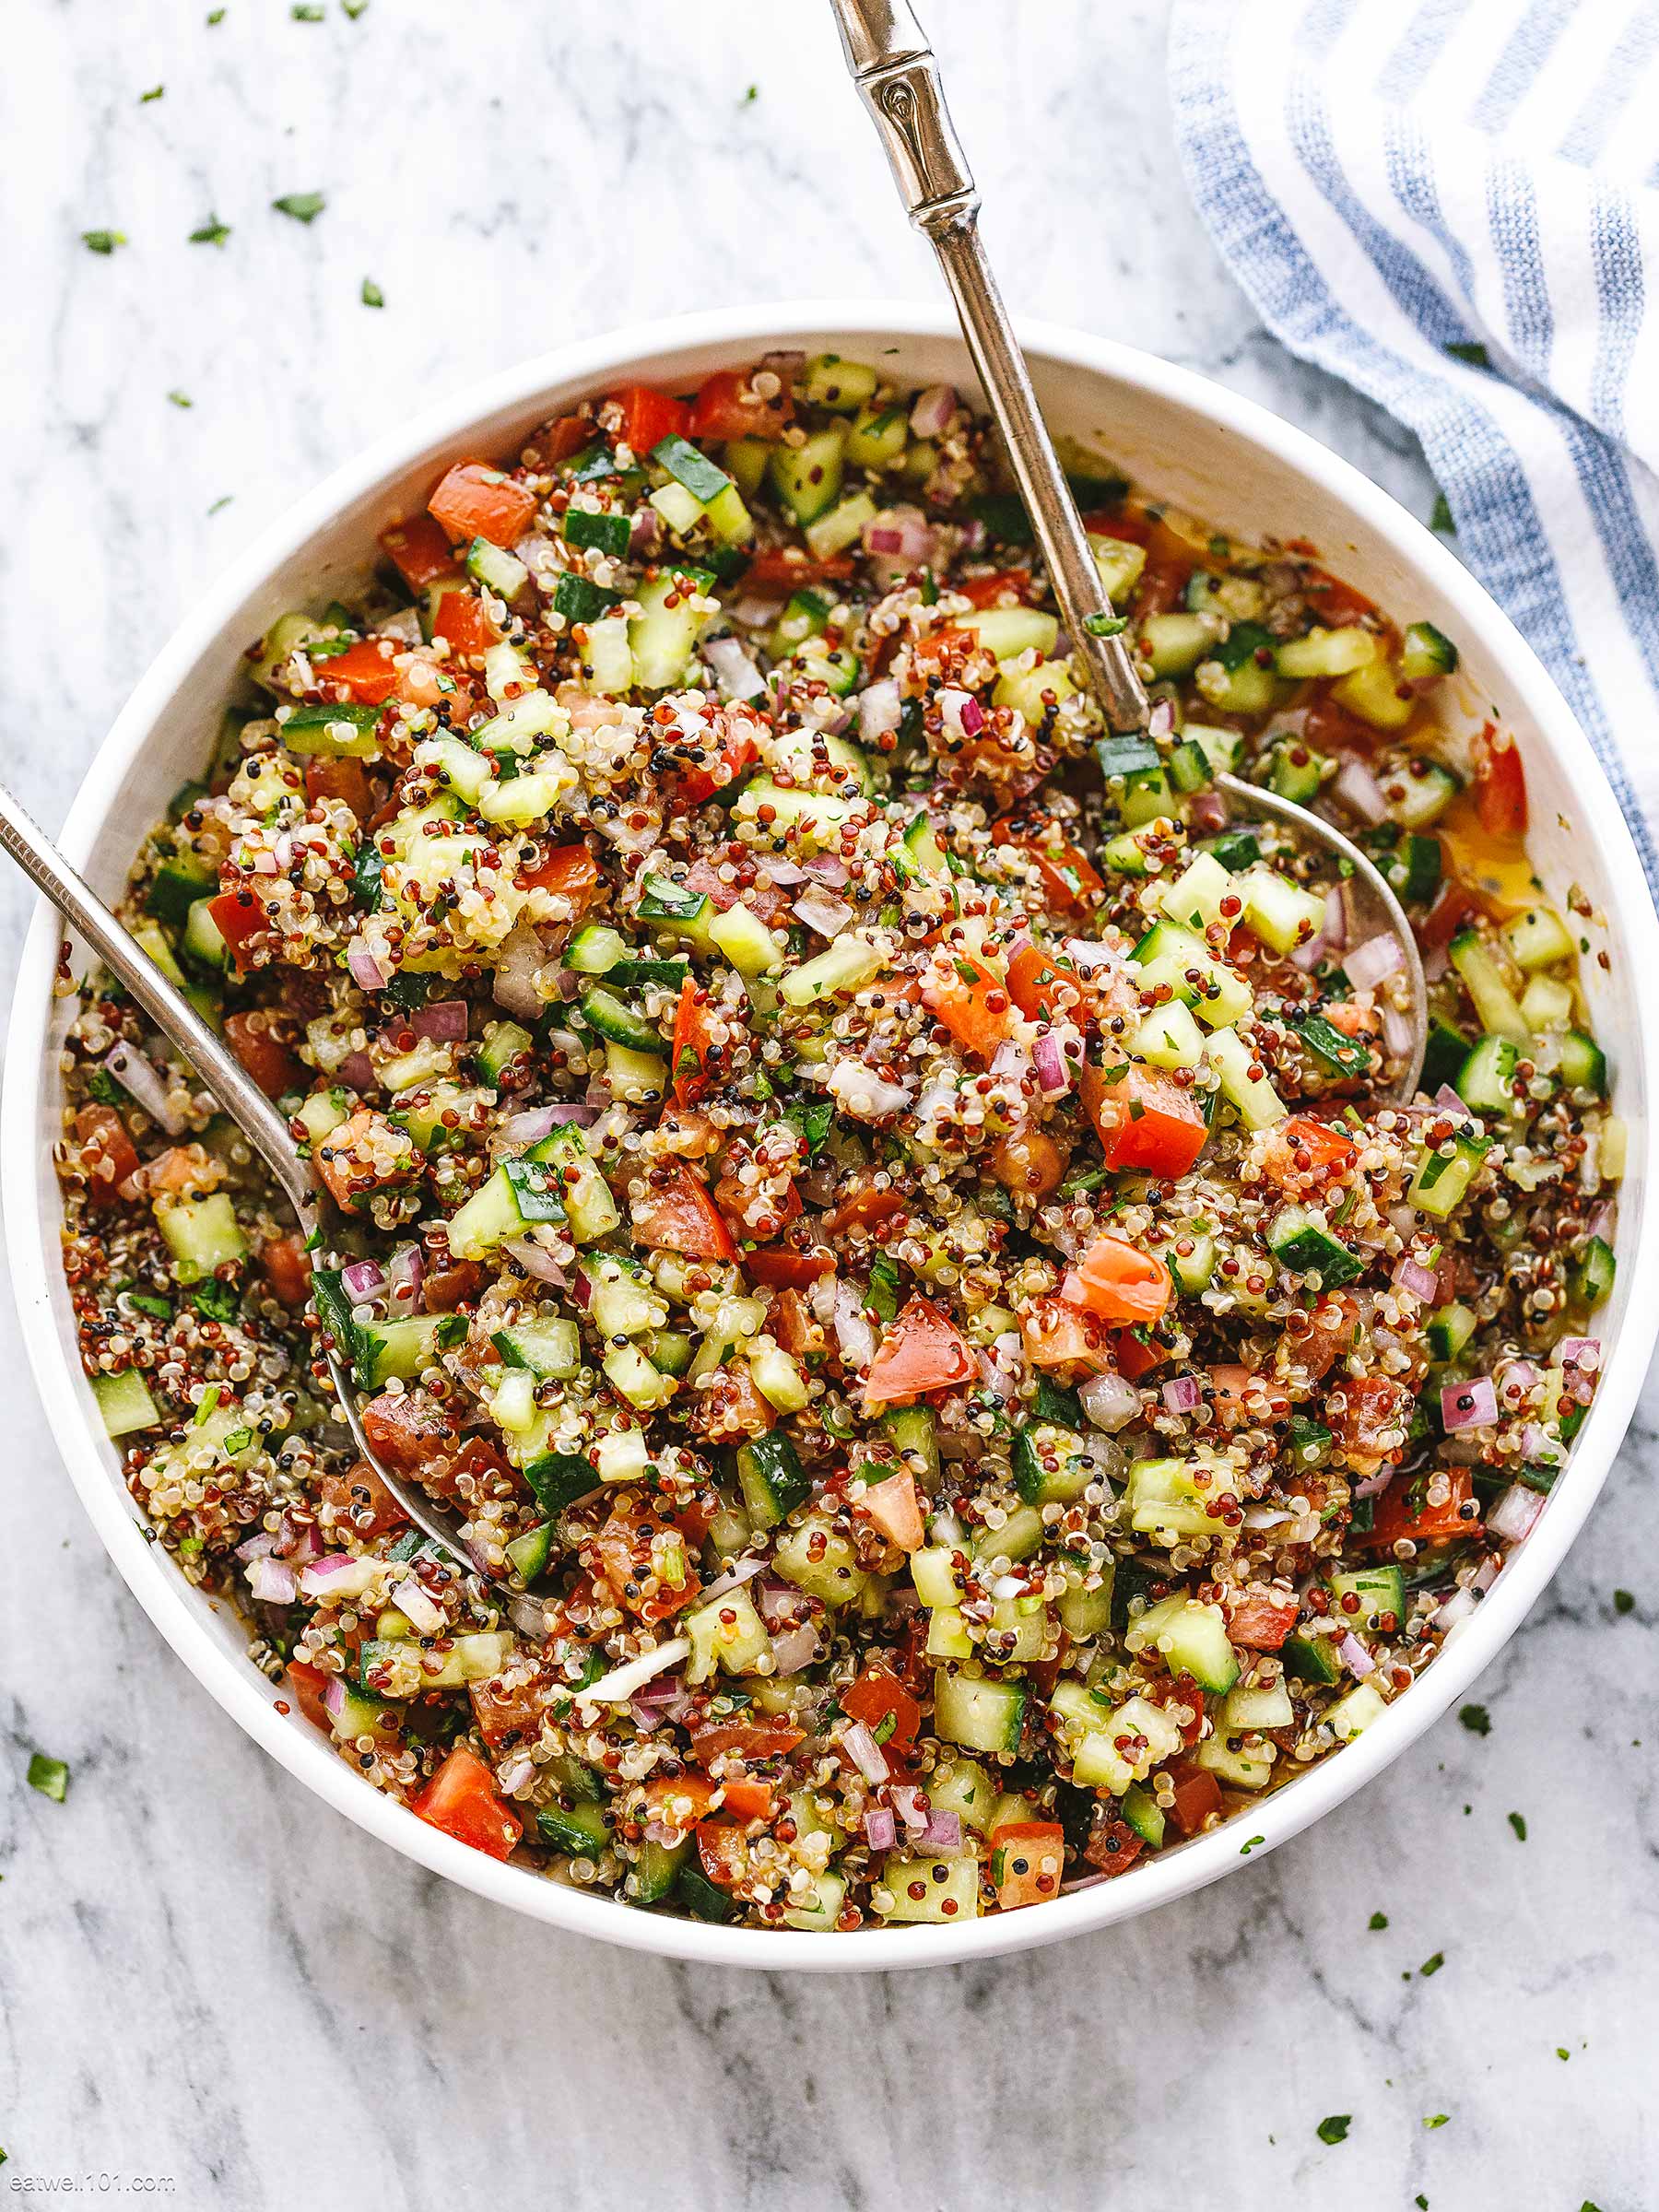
top-left (8, 297), bottom-right (1658, 1973)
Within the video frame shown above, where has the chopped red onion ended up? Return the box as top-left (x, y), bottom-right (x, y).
top-left (909, 382), bottom-right (957, 439)
top-left (1441, 1376), bottom-right (1498, 1430)
top-left (575, 1635), bottom-right (695, 1708)
top-left (757, 1577), bottom-right (806, 1627)
top-left (865, 1806), bottom-right (898, 1851)
top-left (1080, 1371), bottom-right (1142, 1432)
top-left (859, 676), bottom-right (903, 744)
top-left (500, 1106), bottom-right (559, 1147)
top-left (732, 593), bottom-right (782, 629)
top-left (1503, 1358), bottom-right (1541, 1396)
top-left (394, 1578), bottom-right (446, 1636)
top-left (1162, 1375), bottom-right (1202, 1414)
top-left (1488, 1483), bottom-right (1546, 1544)
top-left (794, 885), bottom-right (853, 936)
top-left (347, 941), bottom-right (388, 993)
top-left (1591, 1199), bottom-right (1617, 1242)
top-left (320, 1675), bottom-right (347, 1719)
top-left (1288, 928), bottom-right (1330, 973)
top-left (890, 1784), bottom-right (928, 1834)
top-left (1434, 1083), bottom-right (1472, 1120)
top-left (699, 1557), bottom-right (767, 1605)
top-left (504, 1237), bottom-right (567, 1287)
top-left (1382, 1003), bottom-right (1415, 1061)
top-left (337, 1051), bottom-right (375, 1092)
top-left (235, 1530), bottom-right (276, 1562)
top-left (801, 853), bottom-right (851, 888)
top-left (1519, 1420), bottom-right (1553, 1460)
top-left (760, 348), bottom-right (806, 379)
top-left (1558, 1336), bottom-right (1600, 1376)
top-left (341, 1257), bottom-right (386, 1302)
top-left (833, 1280), bottom-right (877, 1372)
top-left (938, 687), bottom-right (981, 738)
top-left (1188, 789), bottom-right (1230, 836)
top-left (492, 924), bottom-right (553, 1018)
top-left (629, 505), bottom-right (662, 556)
top-left (300, 1554), bottom-right (378, 1599)
top-left (704, 634), bottom-right (768, 702)
top-left (1147, 696), bottom-right (1176, 742)
top-left (1353, 1465), bottom-right (1395, 1500)
top-left (865, 525), bottom-right (904, 555)
top-left (105, 1044), bottom-right (185, 1136)
top-left (1432, 1584), bottom-right (1478, 1632)
top-left (412, 997), bottom-right (469, 1042)
top-left (841, 1720), bottom-right (889, 1784)
top-left (770, 1621), bottom-right (819, 1676)
top-left (1393, 1255), bottom-right (1438, 1301)
top-left (248, 1555), bottom-right (298, 1606)
top-left (1344, 932), bottom-right (1404, 992)
top-left (1323, 883), bottom-right (1347, 952)
top-left (1334, 757), bottom-right (1388, 824)
top-left (1060, 1872), bottom-right (1110, 1893)
top-left (1336, 1630), bottom-right (1375, 1677)
top-left (1032, 1030), bottom-right (1073, 1098)
top-left (920, 1807), bottom-right (964, 1854)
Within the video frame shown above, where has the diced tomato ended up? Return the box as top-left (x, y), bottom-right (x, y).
top-left (207, 888), bottom-right (271, 973)
top-left (863, 1295), bottom-right (975, 1407)
top-left (1262, 1113), bottom-right (1357, 1191)
top-left (1299, 567), bottom-right (1380, 629)
top-left (1359, 1467), bottom-right (1480, 1551)
top-left (1080, 510), bottom-right (1150, 543)
top-left (690, 1721), bottom-right (806, 1761)
top-left (1133, 557), bottom-right (1192, 618)
top-left (469, 1669), bottom-right (549, 1746)
top-left (643, 1771), bottom-right (719, 1828)
top-left (676, 725), bottom-right (759, 806)
top-left (1303, 690), bottom-right (1385, 758)
top-left (428, 460), bottom-right (538, 549)
top-left (852, 1467), bottom-right (924, 1552)
top-left (695, 1820), bottom-right (747, 1890)
top-left (258, 1233), bottom-right (312, 1308)
top-left (959, 568), bottom-right (1032, 608)
top-left (988, 1820), bottom-right (1065, 1911)
top-left (1001, 830), bottom-right (1103, 913)
top-left (412, 1745), bottom-right (523, 1861)
top-left (303, 755), bottom-right (374, 817)
top-left (541, 413), bottom-right (594, 465)
top-left (632, 1165), bottom-right (738, 1262)
top-left (1224, 1587), bottom-right (1300, 1651)
top-left (1472, 724), bottom-right (1527, 836)
top-left (1080, 1062), bottom-right (1208, 1180)
top-left (671, 977), bottom-right (716, 1107)
top-left (1207, 1362), bottom-right (1292, 1424)
top-left (741, 546), bottom-right (857, 593)
top-left (685, 1360), bottom-right (777, 1444)
top-left (286, 1660), bottom-right (334, 1734)
top-left (361, 1388), bottom-right (460, 1478)
top-left (1106, 1327), bottom-right (1165, 1380)
top-left (1021, 1295), bottom-right (1111, 1377)
top-left (318, 1455), bottom-right (406, 1539)
top-left (768, 1286), bottom-right (815, 1359)
top-left (1064, 1234), bottom-right (1172, 1327)
top-left (517, 841), bottom-right (600, 906)
top-left (321, 639), bottom-right (400, 706)
top-left (743, 1243), bottom-right (834, 1289)
top-left (1418, 879), bottom-right (1480, 959)
top-left (822, 1173), bottom-right (910, 1239)
top-left (430, 589), bottom-right (501, 657)
top-left (719, 1780), bottom-right (775, 1822)
top-left (1163, 1759), bottom-right (1223, 1839)
top-left (921, 950), bottom-right (1014, 1061)
top-left (841, 1665), bottom-right (922, 1749)
top-left (1330, 1373), bottom-right (1413, 1461)
top-left (422, 1255), bottom-right (484, 1311)
top-left (1082, 1812), bottom-right (1147, 1877)
top-left (688, 364), bottom-right (794, 443)
top-left (224, 1011), bottom-right (305, 1100)
top-left (606, 382), bottom-right (689, 458)
top-left (314, 1108), bottom-right (418, 1211)
top-left (380, 512), bottom-right (460, 592)
top-left (72, 1104), bottom-right (139, 1206)
top-left (1006, 942), bottom-right (1077, 1021)
top-left (594, 1505), bottom-right (702, 1623)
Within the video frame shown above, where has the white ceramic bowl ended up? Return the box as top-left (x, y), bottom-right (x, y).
top-left (9, 302), bottom-right (1657, 1972)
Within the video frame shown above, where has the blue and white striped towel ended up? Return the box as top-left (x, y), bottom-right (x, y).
top-left (1169, 0), bottom-right (1659, 892)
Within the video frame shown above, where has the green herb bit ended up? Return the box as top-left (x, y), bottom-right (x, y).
top-left (1239, 1834), bottom-right (1265, 1855)
top-left (28, 1752), bottom-right (68, 1802)
top-left (168, 390), bottom-right (193, 409)
top-left (1082, 612), bottom-right (1127, 637)
top-left (207, 495), bottom-right (234, 515)
top-left (1444, 340), bottom-right (1489, 368)
top-left (1315, 2114), bottom-right (1350, 2146)
top-left (1507, 1811), bottom-right (1527, 1841)
top-left (1418, 1949), bottom-right (1445, 1976)
top-left (361, 277), bottom-right (384, 308)
top-left (1613, 1588), bottom-right (1635, 1614)
top-left (273, 192), bottom-right (326, 223)
top-left (1458, 1701), bottom-right (1490, 1735)
top-left (1422, 2112), bottom-right (1450, 2129)
top-left (81, 230), bottom-right (126, 255)
top-left (1430, 492), bottom-right (1455, 535)
top-left (1368, 1911), bottom-right (1388, 1930)
top-left (292, 4), bottom-right (324, 16)
top-left (189, 215), bottom-right (231, 247)
top-left (139, 84), bottom-right (164, 101)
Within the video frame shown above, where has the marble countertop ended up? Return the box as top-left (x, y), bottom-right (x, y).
top-left (4, 1), bottom-right (1653, 2205)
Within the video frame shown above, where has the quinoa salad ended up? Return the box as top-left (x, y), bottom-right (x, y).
top-left (56, 350), bottom-right (1618, 1932)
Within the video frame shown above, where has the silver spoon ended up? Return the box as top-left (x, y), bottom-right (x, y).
top-left (0, 786), bottom-right (485, 1578)
top-left (830, 0), bottom-right (1428, 1100)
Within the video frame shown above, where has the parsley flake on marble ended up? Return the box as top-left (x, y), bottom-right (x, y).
top-left (1613, 1588), bottom-right (1634, 1614)
top-left (139, 84), bottom-right (164, 101)
top-left (1418, 1950), bottom-right (1445, 1976)
top-left (273, 193), bottom-right (326, 223)
top-left (292, 4), bottom-right (324, 17)
top-left (1508, 1811), bottom-right (1527, 1841)
top-left (28, 1753), bottom-right (68, 1801)
top-left (343, 1), bottom-right (370, 15)
top-left (1458, 1702), bottom-right (1490, 1735)
top-left (1315, 2115), bottom-right (1350, 2146)
top-left (1422, 2113), bottom-right (1450, 2130)
top-left (167, 391), bottom-right (193, 409)
top-left (207, 495), bottom-right (234, 515)
top-left (361, 277), bottom-right (384, 308)
top-left (190, 214), bottom-right (231, 247)
top-left (1369, 1911), bottom-right (1388, 1930)
top-left (81, 230), bottom-right (126, 255)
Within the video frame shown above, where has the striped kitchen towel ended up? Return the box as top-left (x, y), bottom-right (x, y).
top-left (1168, 0), bottom-right (1659, 892)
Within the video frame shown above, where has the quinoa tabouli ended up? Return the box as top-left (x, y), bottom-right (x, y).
top-left (57, 351), bottom-right (1617, 1930)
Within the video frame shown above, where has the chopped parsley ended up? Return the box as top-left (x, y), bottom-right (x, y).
top-left (1613, 1588), bottom-right (1635, 1615)
top-left (167, 390), bottom-right (193, 409)
top-left (139, 83), bottom-right (164, 101)
top-left (207, 6), bottom-right (226, 17)
top-left (1315, 2114), bottom-right (1351, 2146)
top-left (292, 3), bottom-right (324, 16)
top-left (27, 1753), bottom-right (68, 1802)
top-left (1239, 1833), bottom-right (1265, 1854)
top-left (1507, 1811), bottom-right (1527, 1841)
top-left (1444, 340), bottom-right (1489, 368)
top-left (1422, 2112), bottom-right (1450, 2130)
top-left (272, 192), bottom-right (326, 224)
top-left (1430, 492), bottom-right (1455, 535)
top-left (1368, 1911), bottom-right (1388, 1930)
top-left (84, 1066), bottom-right (124, 1106)
top-left (1418, 1949), bottom-right (1445, 1977)
top-left (343, 0), bottom-right (370, 14)
top-left (189, 214), bottom-right (231, 247)
top-left (81, 230), bottom-right (126, 255)
top-left (1082, 612), bottom-right (1127, 637)
top-left (1458, 1701), bottom-right (1490, 1735)
top-left (361, 277), bottom-right (384, 308)
top-left (207, 495), bottom-right (234, 515)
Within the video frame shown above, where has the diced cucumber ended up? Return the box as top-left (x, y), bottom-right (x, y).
top-left (1195, 621), bottom-right (1278, 716)
top-left (146, 853), bottom-right (218, 927)
top-left (1398, 620), bottom-right (1458, 681)
top-left (928, 1758), bottom-right (997, 1833)
top-left (1141, 611), bottom-right (1218, 677)
top-left (1296, 1012), bottom-right (1373, 1082)
top-left (465, 536), bottom-right (529, 600)
top-left (1382, 757), bottom-right (1460, 830)
top-left (605, 1041), bottom-right (669, 1102)
top-left (708, 902), bottom-right (784, 979)
top-left (1559, 1030), bottom-right (1607, 1096)
top-left (157, 1193), bottom-right (247, 1282)
top-left (934, 1668), bottom-right (1027, 1756)
top-left (774, 1513), bottom-right (868, 1606)
top-left (536, 1799), bottom-right (611, 1858)
top-left (1449, 929), bottom-right (1530, 1044)
top-left (523, 1450), bottom-right (600, 1515)
top-left (356, 1312), bottom-right (453, 1387)
top-left (1501, 905), bottom-right (1575, 972)
top-left (770, 428), bottom-right (846, 524)
top-left (1186, 722), bottom-right (1245, 776)
top-left (1331, 658), bottom-right (1413, 731)
top-left (527, 1123), bottom-right (619, 1242)
top-left (1422, 1017), bottom-right (1472, 1094)
top-left (1206, 1027), bottom-right (1287, 1129)
top-left (282, 702), bottom-right (382, 759)
top-left (182, 899), bottom-right (229, 974)
top-left (911, 1545), bottom-right (963, 1609)
top-left (1120, 1784), bottom-right (1168, 1848)
top-left (1375, 828), bottom-right (1442, 905)
top-left (1123, 1460), bottom-right (1232, 1547)
top-left (1327, 1564), bottom-right (1404, 1630)
top-left (1325, 1681), bottom-right (1388, 1740)
top-left (1123, 1593), bottom-right (1240, 1692)
top-left (1408, 1131), bottom-right (1490, 1218)
top-left (649, 479), bottom-right (707, 539)
top-left (960, 607), bottom-right (1059, 662)
top-left (1155, 851), bottom-right (1231, 931)
top-left (1192, 1736), bottom-right (1276, 1790)
top-left (1121, 767), bottom-right (1175, 830)
top-left (1057, 1564), bottom-right (1115, 1640)
top-left (1088, 534), bottom-right (1147, 603)
top-left (779, 935), bottom-right (886, 1006)
top-left (603, 1342), bottom-right (677, 1411)
top-left (969, 1503), bottom-right (1044, 1565)
top-left (1275, 625), bottom-right (1379, 680)
top-left (1424, 1302), bottom-right (1477, 1361)
top-left (579, 984), bottom-right (664, 1056)
top-left (782, 1868), bottom-right (849, 1933)
top-left (1455, 1033), bottom-right (1517, 1115)
top-left (801, 354), bottom-right (877, 412)
top-left (1222, 1680), bottom-right (1295, 1732)
top-left (629, 569), bottom-right (715, 690)
top-left (1239, 866), bottom-right (1327, 959)
top-left (1132, 920), bottom-right (1253, 1030)
top-left (1268, 1206), bottom-right (1363, 1289)
top-left (846, 402), bottom-right (911, 469)
top-left (1282, 1632), bottom-right (1343, 1686)
top-left (1571, 1232), bottom-right (1616, 1308)
top-left (925, 1606), bottom-right (973, 1660)
top-left (93, 1368), bottom-right (162, 1437)
top-left (735, 1431), bottom-right (811, 1528)
top-left (684, 1585), bottom-right (769, 1682)
top-left (1520, 973), bottom-right (1573, 1033)
top-left (733, 778), bottom-right (863, 853)
top-left (581, 614), bottom-right (636, 698)
top-left (1159, 1223), bottom-right (1218, 1296)
top-left (883, 1404), bottom-right (940, 1489)
top-left (747, 1342), bottom-right (808, 1412)
top-left (494, 1316), bottom-right (582, 1380)
top-left (805, 489), bottom-right (877, 563)
top-left (580, 1255), bottom-right (667, 1339)
top-left (1266, 740), bottom-right (1328, 806)
top-left (253, 610), bottom-right (329, 690)
top-left (1011, 1422), bottom-right (1097, 1507)
top-left (1132, 998), bottom-right (1206, 1070)
top-left (877, 1854), bottom-right (980, 1924)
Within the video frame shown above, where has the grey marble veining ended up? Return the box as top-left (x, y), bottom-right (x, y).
top-left (1, 2), bottom-right (1653, 2206)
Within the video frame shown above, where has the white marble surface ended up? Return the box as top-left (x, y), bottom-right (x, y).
top-left (3, 1), bottom-right (1654, 2205)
